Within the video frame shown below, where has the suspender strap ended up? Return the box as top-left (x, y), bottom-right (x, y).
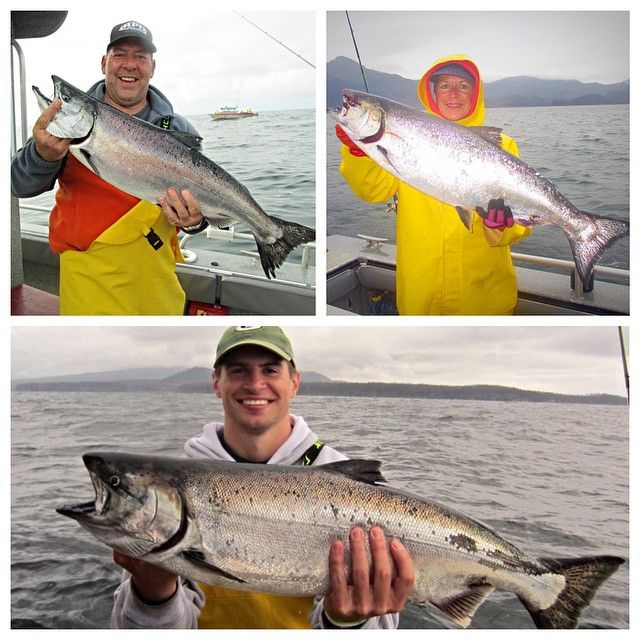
top-left (145, 227), bottom-right (164, 250)
top-left (299, 440), bottom-right (324, 466)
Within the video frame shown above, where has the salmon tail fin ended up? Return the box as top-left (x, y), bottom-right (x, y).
top-left (256, 217), bottom-right (315, 279)
top-left (519, 555), bottom-right (624, 629)
top-left (569, 213), bottom-right (629, 286)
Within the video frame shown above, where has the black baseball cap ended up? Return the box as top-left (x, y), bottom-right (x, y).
top-left (107, 20), bottom-right (156, 53)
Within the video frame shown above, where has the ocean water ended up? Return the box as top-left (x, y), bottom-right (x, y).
top-left (11, 392), bottom-right (628, 629)
top-left (327, 104), bottom-right (630, 271)
top-left (18, 108), bottom-right (315, 264)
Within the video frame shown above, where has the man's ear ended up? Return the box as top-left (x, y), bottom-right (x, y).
top-left (212, 370), bottom-right (221, 397)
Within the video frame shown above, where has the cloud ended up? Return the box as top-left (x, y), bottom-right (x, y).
top-left (327, 11), bottom-right (629, 84)
top-left (12, 326), bottom-right (624, 396)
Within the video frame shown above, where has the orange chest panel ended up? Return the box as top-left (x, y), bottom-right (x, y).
top-left (49, 155), bottom-right (142, 252)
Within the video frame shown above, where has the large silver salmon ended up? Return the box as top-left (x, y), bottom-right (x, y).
top-left (32, 76), bottom-right (315, 278)
top-left (333, 89), bottom-right (629, 286)
top-left (57, 452), bottom-right (623, 628)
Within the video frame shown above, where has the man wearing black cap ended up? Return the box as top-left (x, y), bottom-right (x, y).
top-left (101, 21), bottom-right (159, 113)
top-left (110, 326), bottom-right (415, 629)
top-left (11, 20), bottom-right (208, 315)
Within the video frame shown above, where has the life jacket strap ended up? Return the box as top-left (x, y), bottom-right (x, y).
top-left (299, 440), bottom-right (324, 466)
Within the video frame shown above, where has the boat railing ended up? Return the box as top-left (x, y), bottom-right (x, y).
top-left (19, 204), bottom-right (316, 274)
top-left (511, 251), bottom-right (629, 295)
top-left (328, 233), bottom-right (628, 305)
top-left (181, 225), bottom-right (316, 271)
top-left (11, 39), bottom-right (28, 155)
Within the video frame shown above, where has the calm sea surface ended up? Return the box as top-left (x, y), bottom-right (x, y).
top-left (327, 105), bottom-right (630, 270)
top-left (18, 109), bottom-right (315, 264)
top-left (11, 392), bottom-right (628, 629)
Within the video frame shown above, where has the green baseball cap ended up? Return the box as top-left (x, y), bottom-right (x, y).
top-left (214, 326), bottom-right (295, 367)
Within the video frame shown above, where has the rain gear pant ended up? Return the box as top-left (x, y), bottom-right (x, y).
top-left (50, 156), bottom-right (185, 315)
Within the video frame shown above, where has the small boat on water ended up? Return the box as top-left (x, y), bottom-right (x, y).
top-left (211, 106), bottom-right (258, 121)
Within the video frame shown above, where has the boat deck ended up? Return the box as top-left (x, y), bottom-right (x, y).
top-left (327, 234), bottom-right (629, 316)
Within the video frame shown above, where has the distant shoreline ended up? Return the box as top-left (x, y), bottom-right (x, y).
top-left (11, 379), bottom-right (627, 406)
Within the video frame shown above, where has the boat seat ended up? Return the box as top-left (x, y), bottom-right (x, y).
top-left (327, 268), bottom-right (359, 301)
top-left (356, 264), bottom-right (396, 292)
top-left (327, 304), bottom-right (359, 315)
top-left (11, 284), bottom-right (59, 315)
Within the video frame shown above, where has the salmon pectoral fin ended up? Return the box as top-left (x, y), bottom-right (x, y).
top-left (182, 549), bottom-right (246, 584)
top-left (428, 583), bottom-right (495, 628)
top-left (455, 207), bottom-right (475, 232)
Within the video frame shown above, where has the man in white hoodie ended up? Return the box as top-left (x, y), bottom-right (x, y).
top-left (110, 326), bottom-right (415, 628)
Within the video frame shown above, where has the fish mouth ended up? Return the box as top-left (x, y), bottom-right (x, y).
top-left (338, 91), bottom-right (361, 117)
top-left (56, 471), bottom-right (111, 521)
top-left (337, 90), bottom-right (385, 144)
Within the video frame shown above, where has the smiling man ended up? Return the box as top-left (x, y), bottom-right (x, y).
top-left (101, 22), bottom-right (158, 113)
top-left (110, 326), bottom-right (415, 629)
top-left (11, 20), bottom-right (208, 315)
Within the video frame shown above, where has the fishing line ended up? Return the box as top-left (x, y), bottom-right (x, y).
top-left (345, 11), bottom-right (370, 92)
top-left (234, 12), bottom-right (315, 69)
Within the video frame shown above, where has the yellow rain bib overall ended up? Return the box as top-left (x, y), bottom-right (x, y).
top-left (50, 155), bottom-right (186, 315)
top-left (59, 200), bottom-right (185, 315)
top-left (197, 584), bottom-right (314, 629)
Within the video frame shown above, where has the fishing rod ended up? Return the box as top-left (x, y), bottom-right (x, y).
top-left (345, 11), bottom-right (370, 92)
top-left (617, 326), bottom-right (629, 400)
top-left (234, 12), bottom-right (315, 69)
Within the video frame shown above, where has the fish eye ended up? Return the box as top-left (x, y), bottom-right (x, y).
top-left (109, 475), bottom-right (120, 487)
top-left (347, 97), bottom-right (356, 107)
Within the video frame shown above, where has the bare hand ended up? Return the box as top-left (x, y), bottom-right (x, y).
top-left (113, 551), bottom-right (179, 604)
top-left (33, 98), bottom-right (72, 162)
top-left (323, 526), bottom-right (415, 624)
top-left (158, 187), bottom-right (204, 228)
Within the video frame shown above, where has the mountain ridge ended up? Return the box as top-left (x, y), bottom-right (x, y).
top-left (12, 367), bottom-right (626, 405)
top-left (327, 56), bottom-right (630, 109)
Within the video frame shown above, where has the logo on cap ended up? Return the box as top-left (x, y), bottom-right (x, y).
top-left (235, 326), bottom-right (262, 332)
top-left (119, 21), bottom-right (147, 35)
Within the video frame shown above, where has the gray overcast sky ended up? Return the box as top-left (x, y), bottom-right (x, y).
top-left (327, 11), bottom-right (629, 83)
top-left (11, 6), bottom-right (314, 121)
top-left (11, 326), bottom-right (627, 397)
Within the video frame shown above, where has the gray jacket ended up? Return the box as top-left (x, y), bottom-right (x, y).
top-left (10, 80), bottom-right (199, 198)
top-left (110, 415), bottom-right (400, 630)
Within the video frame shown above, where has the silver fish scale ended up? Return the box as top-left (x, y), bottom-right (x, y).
top-left (375, 102), bottom-right (580, 231)
top-left (178, 464), bottom-right (559, 603)
top-left (42, 77), bottom-right (283, 243)
top-left (72, 105), bottom-right (280, 242)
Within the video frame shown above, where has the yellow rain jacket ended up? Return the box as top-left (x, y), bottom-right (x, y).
top-left (197, 585), bottom-right (314, 629)
top-left (339, 54), bottom-right (531, 315)
top-left (51, 156), bottom-right (186, 315)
